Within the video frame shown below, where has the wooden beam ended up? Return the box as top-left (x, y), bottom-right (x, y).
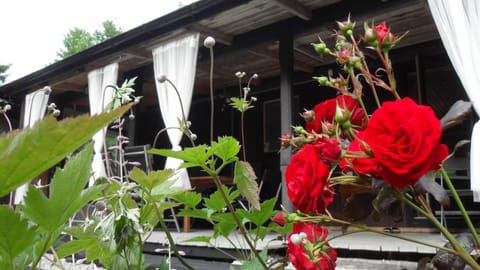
top-left (247, 48), bottom-right (314, 73)
top-left (272, 0), bottom-right (311, 20)
top-left (279, 23), bottom-right (294, 212)
top-left (294, 46), bottom-right (323, 63)
top-left (187, 23), bottom-right (233, 46)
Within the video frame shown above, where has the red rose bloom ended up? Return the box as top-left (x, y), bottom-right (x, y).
top-left (306, 95), bottom-right (366, 133)
top-left (340, 131), bottom-right (382, 177)
top-left (375, 21), bottom-right (394, 43)
top-left (312, 136), bottom-right (342, 163)
top-left (363, 98), bottom-right (448, 188)
top-left (288, 222), bottom-right (337, 270)
top-left (286, 144), bottom-right (334, 213)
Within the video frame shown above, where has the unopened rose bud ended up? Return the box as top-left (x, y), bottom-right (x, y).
top-left (311, 42), bottom-right (327, 55)
top-left (281, 134), bottom-right (291, 148)
top-left (313, 76), bottom-right (330, 86)
top-left (293, 126), bottom-right (307, 135)
top-left (203, 36), bottom-right (216, 48)
top-left (272, 212), bottom-right (287, 226)
top-left (301, 110), bottom-right (315, 122)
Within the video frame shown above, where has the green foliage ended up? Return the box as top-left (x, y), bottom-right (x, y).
top-left (0, 64), bottom-right (11, 84)
top-left (23, 143), bottom-right (104, 232)
top-left (128, 167), bottom-right (174, 191)
top-left (234, 161), bottom-right (260, 210)
top-left (56, 20), bottom-right (123, 60)
top-left (0, 206), bottom-right (36, 268)
top-left (0, 104), bottom-right (131, 198)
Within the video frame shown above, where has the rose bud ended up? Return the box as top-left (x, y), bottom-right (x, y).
top-left (301, 109), bottom-right (315, 122)
top-left (312, 136), bottom-right (342, 163)
top-left (272, 212), bottom-right (288, 226)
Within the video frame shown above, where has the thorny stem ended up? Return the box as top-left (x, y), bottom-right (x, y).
top-left (349, 35), bottom-right (381, 108)
top-left (205, 169), bottom-right (269, 270)
top-left (141, 186), bottom-right (194, 270)
top-left (209, 47), bottom-right (215, 142)
top-left (376, 49), bottom-right (400, 99)
top-left (440, 167), bottom-right (480, 248)
top-left (303, 215), bottom-right (456, 254)
top-left (403, 192), bottom-right (480, 269)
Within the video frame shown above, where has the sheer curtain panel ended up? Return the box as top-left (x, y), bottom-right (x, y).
top-left (14, 87), bottom-right (51, 204)
top-left (152, 33), bottom-right (199, 189)
top-left (428, 0), bottom-right (480, 201)
top-left (88, 62), bottom-right (119, 185)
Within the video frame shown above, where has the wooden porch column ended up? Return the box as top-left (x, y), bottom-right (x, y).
top-left (279, 23), bottom-right (294, 212)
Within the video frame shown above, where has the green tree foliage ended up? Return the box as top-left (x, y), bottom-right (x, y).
top-left (0, 64), bottom-right (10, 84)
top-left (56, 20), bottom-right (122, 60)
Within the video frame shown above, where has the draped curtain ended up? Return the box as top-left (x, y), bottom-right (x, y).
top-left (428, 0), bottom-right (480, 201)
top-left (88, 62), bottom-right (119, 185)
top-left (14, 87), bottom-right (51, 204)
top-left (152, 33), bottom-right (199, 189)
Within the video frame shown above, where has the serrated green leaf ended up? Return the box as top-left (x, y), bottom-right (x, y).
top-left (173, 191), bottom-right (202, 208)
top-left (244, 198), bottom-right (277, 227)
top-left (234, 161), bottom-right (260, 210)
top-left (205, 185), bottom-right (239, 212)
top-left (0, 206), bottom-right (37, 265)
top-left (211, 136), bottom-right (240, 162)
top-left (0, 104), bottom-right (131, 197)
top-left (129, 167), bottom-right (174, 191)
top-left (148, 145), bottom-right (210, 166)
top-left (23, 144), bottom-right (103, 232)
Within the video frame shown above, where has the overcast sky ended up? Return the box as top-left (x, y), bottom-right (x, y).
top-left (0, 0), bottom-right (198, 83)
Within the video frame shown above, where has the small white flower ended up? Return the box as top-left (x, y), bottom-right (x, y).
top-left (290, 234), bottom-right (303, 245)
top-left (252, 73), bottom-right (259, 79)
top-left (4, 104), bottom-right (11, 111)
top-left (299, 232), bottom-right (307, 239)
top-left (186, 121), bottom-right (192, 127)
top-left (190, 133), bottom-right (197, 141)
top-left (53, 109), bottom-right (61, 117)
top-left (243, 87), bottom-right (250, 94)
top-left (204, 36), bottom-right (216, 48)
top-left (129, 114), bottom-right (135, 120)
top-left (43, 86), bottom-right (52, 95)
top-left (251, 96), bottom-right (257, 102)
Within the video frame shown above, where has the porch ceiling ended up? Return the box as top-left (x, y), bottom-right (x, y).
top-left (1, 0), bottom-right (440, 110)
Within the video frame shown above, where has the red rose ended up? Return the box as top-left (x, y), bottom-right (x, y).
top-left (363, 98), bottom-right (448, 188)
top-left (338, 48), bottom-right (351, 63)
top-left (288, 222), bottom-right (337, 270)
top-left (286, 144), bottom-right (334, 214)
top-left (375, 21), bottom-right (394, 43)
top-left (340, 131), bottom-right (382, 177)
top-left (312, 136), bottom-right (342, 163)
top-left (306, 95), bottom-right (366, 134)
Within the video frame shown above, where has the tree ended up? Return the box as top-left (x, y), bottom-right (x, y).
top-left (56, 20), bottom-right (123, 60)
top-left (0, 64), bottom-right (10, 84)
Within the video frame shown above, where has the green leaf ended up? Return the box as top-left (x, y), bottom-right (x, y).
top-left (234, 161), bottom-right (260, 210)
top-left (239, 248), bottom-right (268, 270)
top-left (0, 206), bottom-right (37, 265)
top-left (0, 104), bottom-right (131, 197)
top-left (204, 185), bottom-right (239, 212)
top-left (173, 191), bottom-right (202, 208)
top-left (243, 198), bottom-right (277, 227)
top-left (23, 143), bottom-right (103, 232)
top-left (148, 145), bottom-right (210, 167)
top-left (128, 167), bottom-right (174, 191)
top-left (211, 136), bottom-right (240, 162)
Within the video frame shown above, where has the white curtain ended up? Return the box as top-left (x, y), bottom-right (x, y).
top-left (14, 87), bottom-right (51, 204)
top-left (88, 62), bottom-right (119, 185)
top-left (152, 33), bottom-right (199, 189)
top-left (428, 0), bottom-right (480, 201)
